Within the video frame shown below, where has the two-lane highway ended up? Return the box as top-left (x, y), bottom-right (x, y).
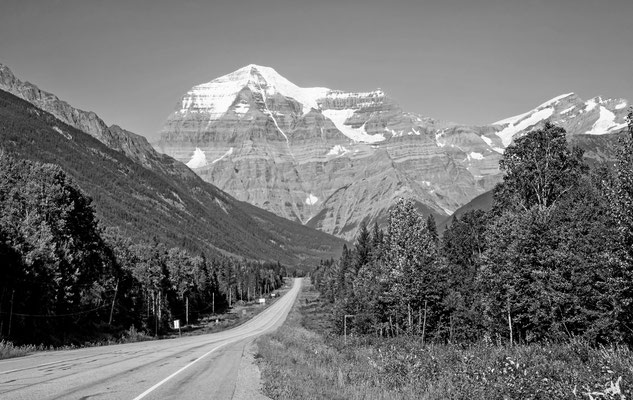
top-left (0, 278), bottom-right (302, 399)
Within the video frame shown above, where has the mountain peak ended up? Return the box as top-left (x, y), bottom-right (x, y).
top-left (178, 65), bottom-right (330, 116)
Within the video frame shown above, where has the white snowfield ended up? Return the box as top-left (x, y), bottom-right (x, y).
top-left (178, 66), bottom-right (629, 151)
top-left (492, 93), bottom-right (574, 126)
top-left (490, 92), bottom-right (628, 147)
top-left (585, 98), bottom-right (598, 112)
top-left (305, 193), bottom-right (318, 205)
top-left (177, 64), bottom-right (391, 144)
top-left (480, 136), bottom-right (506, 153)
top-left (615, 101), bottom-right (628, 110)
top-left (495, 107), bottom-right (554, 147)
top-left (186, 148), bottom-right (208, 168)
top-left (179, 64), bottom-right (329, 117)
top-left (322, 109), bottom-right (385, 143)
top-left (327, 145), bottom-right (350, 156)
top-left (586, 107), bottom-right (627, 135)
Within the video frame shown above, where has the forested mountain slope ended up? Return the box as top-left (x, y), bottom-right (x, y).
top-left (0, 89), bottom-right (344, 265)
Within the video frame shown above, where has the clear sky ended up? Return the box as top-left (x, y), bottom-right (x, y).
top-left (1, 0), bottom-right (631, 140)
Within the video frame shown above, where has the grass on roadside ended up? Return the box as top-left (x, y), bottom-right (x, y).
top-left (0, 340), bottom-right (40, 360)
top-left (256, 279), bottom-right (633, 400)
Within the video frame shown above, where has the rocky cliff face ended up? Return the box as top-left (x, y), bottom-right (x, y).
top-left (157, 65), bottom-right (629, 240)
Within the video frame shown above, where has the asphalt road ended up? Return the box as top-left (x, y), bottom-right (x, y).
top-left (0, 278), bottom-right (302, 400)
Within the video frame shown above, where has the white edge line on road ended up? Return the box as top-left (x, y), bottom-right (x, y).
top-left (131, 279), bottom-right (300, 400)
top-left (131, 339), bottom-right (234, 400)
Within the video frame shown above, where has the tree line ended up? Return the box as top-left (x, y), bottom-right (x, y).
top-left (314, 113), bottom-right (633, 345)
top-left (0, 153), bottom-right (286, 346)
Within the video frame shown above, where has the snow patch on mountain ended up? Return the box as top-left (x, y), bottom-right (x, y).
top-left (615, 101), bottom-right (628, 110)
top-left (327, 145), bottom-right (350, 157)
top-left (212, 147), bottom-right (234, 164)
top-left (52, 126), bottom-right (72, 140)
top-left (560, 106), bottom-right (575, 114)
top-left (495, 107), bottom-right (555, 147)
top-left (322, 109), bottom-right (385, 143)
top-left (585, 98), bottom-right (598, 112)
top-left (586, 107), bottom-right (626, 135)
top-left (179, 64), bottom-right (329, 117)
top-left (540, 92), bottom-right (575, 108)
top-left (469, 152), bottom-right (484, 160)
top-left (493, 93), bottom-right (573, 126)
top-left (435, 130), bottom-right (446, 147)
top-left (305, 194), bottom-right (318, 205)
top-left (186, 148), bottom-right (208, 168)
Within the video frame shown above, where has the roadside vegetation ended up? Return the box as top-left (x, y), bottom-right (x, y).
top-left (0, 282), bottom-right (288, 360)
top-left (259, 112), bottom-right (633, 399)
top-left (0, 152), bottom-right (287, 348)
top-left (258, 280), bottom-right (632, 399)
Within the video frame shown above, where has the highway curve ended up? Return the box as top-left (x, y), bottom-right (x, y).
top-left (0, 278), bottom-right (302, 400)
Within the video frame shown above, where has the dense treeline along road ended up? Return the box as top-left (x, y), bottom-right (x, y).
top-left (0, 278), bottom-right (302, 399)
top-left (0, 151), bottom-right (287, 346)
top-left (315, 114), bottom-right (633, 346)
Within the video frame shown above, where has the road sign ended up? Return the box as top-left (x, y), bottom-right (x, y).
top-left (174, 319), bottom-right (180, 329)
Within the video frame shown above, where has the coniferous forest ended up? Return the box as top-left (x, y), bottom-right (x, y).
top-left (0, 154), bottom-right (286, 346)
top-left (314, 113), bottom-right (633, 346)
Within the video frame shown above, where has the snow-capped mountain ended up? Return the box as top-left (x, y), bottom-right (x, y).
top-left (488, 92), bottom-right (628, 147)
top-left (157, 64), bottom-right (629, 240)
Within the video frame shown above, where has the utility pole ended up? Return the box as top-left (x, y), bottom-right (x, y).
top-left (344, 314), bottom-right (355, 344)
top-left (8, 289), bottom-right (15, 337)
top-left (507, 298), bottom-right (513, 347)
top-left (185, 296), bottom-right (189, 326)
top-left (109, 279), bottom-right (119, 326)
top-left (422, 299), bottom-right (428, 345)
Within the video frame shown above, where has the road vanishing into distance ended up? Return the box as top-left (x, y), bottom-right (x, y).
top-left (0, 278), bottom-right (302, 400)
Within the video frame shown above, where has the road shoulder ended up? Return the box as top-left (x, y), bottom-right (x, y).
top-left (233, 340), bottom-right (271, 400)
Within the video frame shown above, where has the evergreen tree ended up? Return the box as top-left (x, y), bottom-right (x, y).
top-left (426, 214), bottom-right (438, 243)
top-left (354, 221), bottom-right (371, 272)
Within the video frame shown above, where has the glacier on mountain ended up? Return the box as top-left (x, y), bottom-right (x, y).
top-left (322, 109), bottom-right (385, 143)
top-left (496, 107), bottom-right (555, 147)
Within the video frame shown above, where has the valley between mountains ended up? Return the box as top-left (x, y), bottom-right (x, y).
top-left (1, 60), bottom-right (632, 399)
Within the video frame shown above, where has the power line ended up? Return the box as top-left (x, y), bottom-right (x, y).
top-left (0, 304), bottom-right (109, 318)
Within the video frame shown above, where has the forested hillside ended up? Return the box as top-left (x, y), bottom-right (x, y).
top-left (315, 116), bottom-right (633, 345)
top-left (0, 89), bottom-right (344, 266)
top-left (0, 154), bottom-right (289, 345)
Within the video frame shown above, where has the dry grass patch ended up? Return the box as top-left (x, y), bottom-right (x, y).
top-left (0, 340), bottom-right (39, 360)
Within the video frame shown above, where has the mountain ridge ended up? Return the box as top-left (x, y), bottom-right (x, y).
top-left (157, 64), bottom-right (629, 240)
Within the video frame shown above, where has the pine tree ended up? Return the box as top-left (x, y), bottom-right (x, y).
top-left (354, 221), bottom-right (371, 272)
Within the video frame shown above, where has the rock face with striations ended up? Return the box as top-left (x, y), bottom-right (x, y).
top-left (157, 64), bottom-right (629, 240)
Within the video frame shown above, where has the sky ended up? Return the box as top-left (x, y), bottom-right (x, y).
top-left (1, 0), bottom-right (631, 140)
